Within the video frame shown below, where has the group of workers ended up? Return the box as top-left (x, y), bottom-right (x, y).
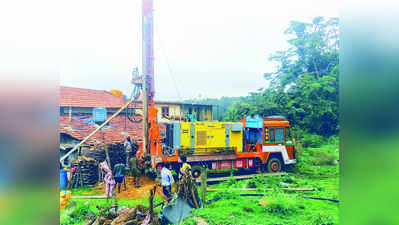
top-left (100, 136), bottom-right (192, 200)
top-left (160, 155), bottom-right (191, 200)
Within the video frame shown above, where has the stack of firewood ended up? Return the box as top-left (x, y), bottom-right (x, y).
top-left (106, 143), bottom-right (126, 169)
top-left (70, 156), bottom-right (99, 188)
top-left (85, 149), bottom-right (106, 163)
top-left (84, 143), bottom-right (126, 169)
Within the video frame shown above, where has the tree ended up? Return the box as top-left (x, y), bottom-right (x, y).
top-left (263, 17), bottom-right (339, 136)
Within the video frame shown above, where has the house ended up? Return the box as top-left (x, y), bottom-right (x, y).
top-left (59, 86), bottom-right (144, 166)
top-left (154, 101), bottom-right (213, 123)
top-left (59, 86), bottom-right (214, 166)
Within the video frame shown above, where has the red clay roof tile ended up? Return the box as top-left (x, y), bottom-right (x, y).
top-left (60, 86), bottom-right (141, 108)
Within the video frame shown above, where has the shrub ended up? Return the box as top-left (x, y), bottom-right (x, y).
top-left (311, 210), bottom-right (336, 225)
top-left (61, 203), bottom-right (91, 225)
top-left (313, 152), bottom-right (337, 166)
top-left (182, 216), bottom-right (198, 225)
top-left (226, 172), bottom-right (237, 186)
top-left (264, 194), bottom-right (298, 217)
top-left (301, 133), bottom-right (325, 148)
top-left (247, 180), bottom-right (257, 188)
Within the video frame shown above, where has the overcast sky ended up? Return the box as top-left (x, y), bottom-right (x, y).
top-left (56, 0), bottom-right (338, 101)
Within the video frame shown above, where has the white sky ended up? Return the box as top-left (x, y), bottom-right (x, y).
top-left (0, 0), bottom-right (338, 101)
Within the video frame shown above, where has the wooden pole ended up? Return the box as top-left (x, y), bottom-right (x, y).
top-left (60, 96), bottom-right (138, 163)
top-left (72, 196), bottom-right (108, 199)
top-left (206, 187), bottom-right (316, 192)
top-left (149, 185), bottom-right (156, 222)
top-left (200, 169), bottom-right (207, 206)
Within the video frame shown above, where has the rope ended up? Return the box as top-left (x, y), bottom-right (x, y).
top-left (157, 31), bottom-right (182, 101)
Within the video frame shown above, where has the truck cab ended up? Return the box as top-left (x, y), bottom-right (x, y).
top-left (243, 115), bottom-right (296, 172)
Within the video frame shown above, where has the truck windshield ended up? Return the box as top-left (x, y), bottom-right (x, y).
top-left (275, 128), bottom-right (284, 142)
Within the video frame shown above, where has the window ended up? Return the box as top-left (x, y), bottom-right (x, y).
top-left (161, 107), bottom-right (169, 118)
top-left (269, 128), bottom-right (275, 143)
top-left (275, 128), bottom-right (285, 142)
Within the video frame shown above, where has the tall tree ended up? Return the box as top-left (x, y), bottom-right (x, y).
top-left (225, 17), bottom-right (339, 136)
top-left (264, 16), bottom-right (339, 136)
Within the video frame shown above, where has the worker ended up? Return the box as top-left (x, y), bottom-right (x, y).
top-left (161, 162), bottom-right (174, 200)
top-left (130, 156), bottom-right (142, 187)
top-left (179, 156), bottom-right (191, 180)
top-left (124, 136), bottom-right (133, 167)
top-left (113, 162), bottom-right (126, 193)
top-left (100, 161), bottom-right (115, 200)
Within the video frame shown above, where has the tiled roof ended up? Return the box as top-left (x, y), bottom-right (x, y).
top-left (60, 86), bottom-right (141, 108)
top-left (59, 86), bottom-right (167, 145)
top-left (60, 114), bottom-right (144, 145)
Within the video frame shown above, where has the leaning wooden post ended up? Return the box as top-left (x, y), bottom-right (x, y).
top-left (149, 185), bottom-right (156, 222)
top-left (201, 169), bottom-right (207, 206)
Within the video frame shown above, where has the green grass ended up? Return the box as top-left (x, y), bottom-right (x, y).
top-left (183, 140), bottom-right (339, 225)
top-left (68, 186), bottom-right (102, 196)
top-left (60, 196), bottom-right (163, 225)
top-left (61, 139), bottom-right (339, 225)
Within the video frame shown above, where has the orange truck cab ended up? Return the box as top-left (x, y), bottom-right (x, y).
top-left (242, 115), bottom-right (296, 173)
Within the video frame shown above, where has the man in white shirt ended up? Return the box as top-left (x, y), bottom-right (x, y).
top-left (124, 136), bottom-right (132, 166)
top-left (161, 162), bottom-right (174, 200)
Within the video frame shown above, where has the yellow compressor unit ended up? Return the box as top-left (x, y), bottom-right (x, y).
top-left (178, 121), bottom-right (243, 155)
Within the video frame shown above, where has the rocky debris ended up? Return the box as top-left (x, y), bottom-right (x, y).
top-left (85, 186), bottom-right (159, 225)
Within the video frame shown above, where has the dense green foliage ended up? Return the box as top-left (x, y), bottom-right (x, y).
top-left (189, 17), bottom-right (339, 137)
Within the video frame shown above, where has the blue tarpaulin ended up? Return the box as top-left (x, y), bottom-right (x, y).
top-left (245, 115), bottom-right (263, 128)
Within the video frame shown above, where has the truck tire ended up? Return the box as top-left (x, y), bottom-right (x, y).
top-left (192, 165), bottom-right (204, 179)
top-left (267, 157), bottom-right (282, 173)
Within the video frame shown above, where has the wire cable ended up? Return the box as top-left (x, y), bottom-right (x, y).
top-left (156, 30), bottom-right (183, 101)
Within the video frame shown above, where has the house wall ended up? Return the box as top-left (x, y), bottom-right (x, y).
top-left (60, 106), bottom-right (127, 115)
top-left (154, 103), bottom-right (213, 122)
top-left (154, 103), bottom-right (181, 123)
top-left (60, 103), bottom-right (213, 124)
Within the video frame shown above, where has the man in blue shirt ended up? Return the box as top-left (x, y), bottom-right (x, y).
top-left (161, 162), bottom-right (174, 200)
top-left (113, 162), bottom-right (126, 193)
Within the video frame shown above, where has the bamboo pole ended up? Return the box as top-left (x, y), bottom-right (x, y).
top-left (72, 196), bottom-right (108, 199)
top-left (197, 172), bottom-right (286, 183)
top-left (60, 96), bottom-right (137, 163)
top-left (206, 187), bottom-right (315, 192)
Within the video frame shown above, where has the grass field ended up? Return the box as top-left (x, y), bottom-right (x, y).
top-left (61, 138), bottom-right (339, 225)
top-left (184, 138), bottom-right (339, 225)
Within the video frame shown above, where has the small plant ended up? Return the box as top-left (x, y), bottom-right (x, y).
top-left (264, 194), bottom-right (298, 217)
top-left (313, 152), bottom-right (337, 166)
top-left (247, 180), bottom-right (257, 188)
top-left (311, 210), bottom-right (335, 225)
top-left (266, 175), bottom-right (283, 188)
top-left (182, 216), bottom-right (198, 225)
top-left (226, 172), bottom-right (237, 186)
top-left (301, 134), bottom-right (325, 148)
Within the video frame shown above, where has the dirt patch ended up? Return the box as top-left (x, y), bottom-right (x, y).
top-left (83, 176), bottom-right (165, 200)
top-left (259, 199), bottom-right (269, 206)
top-left (193, 217), bottom-right (209, 225)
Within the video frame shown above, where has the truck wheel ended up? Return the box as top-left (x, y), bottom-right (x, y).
top-left (267, 158), bottom-right (282, 173)
top-left (191, 166), bottom-right (204, 179)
